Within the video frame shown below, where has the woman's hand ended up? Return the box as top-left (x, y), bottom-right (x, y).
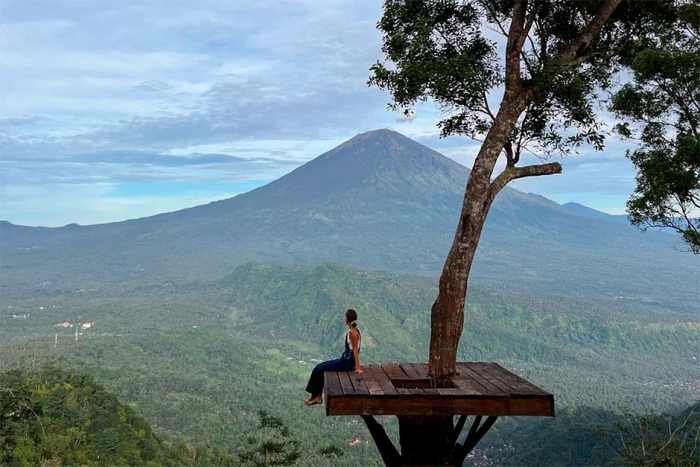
top-left (354, 366), bottom-right (364, 374)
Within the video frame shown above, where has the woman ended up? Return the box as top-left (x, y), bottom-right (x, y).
top-left (304, 309), bottom-right (363, 406)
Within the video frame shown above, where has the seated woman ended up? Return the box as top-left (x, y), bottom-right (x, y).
top-left (304, 308), bottom-right (363, 406)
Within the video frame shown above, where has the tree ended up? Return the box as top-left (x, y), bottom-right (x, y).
top-left (610, 2), bottom-right (700, 254)
top-left (599, 403), bottom-right (700, 466)
top-left (238, 411), bottom-right (302, 467)
top-left (370, 0), bottom-right (676, 379)
top-left (237, 410), bottom-right (343, 467)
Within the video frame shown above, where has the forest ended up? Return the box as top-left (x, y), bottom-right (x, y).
top-left (2, 263), bottom-right (698, 465)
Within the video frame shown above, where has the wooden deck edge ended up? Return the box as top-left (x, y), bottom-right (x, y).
top-left (327, 394), bottom-right (555, 417)
top-left (323, 362), bottom-right (555, 418)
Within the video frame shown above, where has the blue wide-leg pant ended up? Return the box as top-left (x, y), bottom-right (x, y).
top-left (305, 357), bottom-right (354, 397)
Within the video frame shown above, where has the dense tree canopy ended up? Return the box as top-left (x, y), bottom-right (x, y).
top-left (370, 0), bottom-right (674, 158)
top-left (611, 2), bottom-right (700, 254)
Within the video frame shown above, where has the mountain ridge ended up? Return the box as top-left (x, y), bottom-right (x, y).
top-left (1, 130), bottom-right (697, 310)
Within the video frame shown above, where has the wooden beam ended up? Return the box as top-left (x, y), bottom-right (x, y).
top-left (453, 415), bottom-right (498, 464)
top-left (450, 415), bottom-right (467, 447)
top-left (361, 416), bottom-right (401, 467)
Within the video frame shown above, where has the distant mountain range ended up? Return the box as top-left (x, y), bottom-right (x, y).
top-left (1, 129), bottom-right (697, 310)
top-left (561, 202), bottom-right (629, 224)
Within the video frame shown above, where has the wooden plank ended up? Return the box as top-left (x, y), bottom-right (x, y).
top-left (397, 388), bottom-right (412, 395)
top-left (468, 364), bottom-right (513, 395)
top-left (362, 368), bottom-right (384, 396)
top-left (382, 363), bottom-right (410, 381)
top-left (509, 395), bottom-right (555, 417)
top-left (478, 364), bottom-right (534, 396)
top-left (410, 363), bottom-right (429, 378)
top-left (455, 367), bottom-right (492, 394)
top-left (369, 365), bottom-right (398, 395)
top-left (482, 363), bottom-right (550, 395)
top-left (452, 377), bottom-right (482, 396)
top-left (399, 363), bottom-right (422, 380)
top-left (338, 372), bottom-right (356, 396)
top-left (423, 388), bottom-right (441, 396)
top-left (327, 392), bottom-right (553, 417)
top-left (324, 372), bottom-right (343, 397)
top-left (457, 363), bottom-right (506, 396)
top-left (409, 388), bottom-right (426, 395)
top-left (349, 372), bottom-right (370, 395)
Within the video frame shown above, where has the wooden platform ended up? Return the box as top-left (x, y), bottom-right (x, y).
top-left (324, 362), bottom-right (554, 417)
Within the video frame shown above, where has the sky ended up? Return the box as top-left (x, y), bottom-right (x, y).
top-left (0, 0), bottom-right (639, 227)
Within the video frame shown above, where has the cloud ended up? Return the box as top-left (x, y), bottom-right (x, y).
top-left (0, 0), bottom-right (643, 225)
top-left (132, 81), bottom-right (173, 92)
top-left (0, 181), bottom-right (255, 226)
top-left (0, 115), bottom-right (47, 127)
top-left (1, 149), bottom-right (272, 166)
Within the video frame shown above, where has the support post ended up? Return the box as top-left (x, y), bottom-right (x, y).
top-left (453, 415), bottom-right (498, 465)
top-left (361, 416), bottom-right (401, 467)
top-left (362, 414), bottom-right (498, 466)
top-left (397, 416), bottom-right (454, 466)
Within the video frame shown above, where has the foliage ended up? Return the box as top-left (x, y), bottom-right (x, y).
top-left (237, 411), bottom-right (343, 467)
top-left (611, 2), bottom-right (700, 253)
top-left (238, 410), bottom-right (302, 467)
top-left (369, 0), bottom-right (681, 378)
top-left (0, 366), bottom-right (237, 466)
top-left (0, 366), bottom-right (347, 467)
top-left (598, 403), bottom-right (700, 466)
top-left (369, 0), bottom-right (672, 154)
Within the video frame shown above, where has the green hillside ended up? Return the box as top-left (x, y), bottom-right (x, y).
top-left (2, 326), bottom-right (697, 467)
top-left (3, 262), bottom-right (698, 465)
top-left (1, 330), bottom-right (379, 467)
top-left (4, 262), bottom-right (698, 411)
top-left (0, 366), bottom-right (241, 467)
top-left (3, 263), bottom-right (698, 407)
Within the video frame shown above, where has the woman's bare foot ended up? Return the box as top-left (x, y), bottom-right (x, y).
top-left (304, 395), bottom-right (323, 406)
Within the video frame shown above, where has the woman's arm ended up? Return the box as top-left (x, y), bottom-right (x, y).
top-left (349, 329), bottom-right (363, 373)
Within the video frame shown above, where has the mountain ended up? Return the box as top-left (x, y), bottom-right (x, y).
top-left (1, 129), bottom-right (697, 309)
top-left (561, 202), bottom-right (629, 224)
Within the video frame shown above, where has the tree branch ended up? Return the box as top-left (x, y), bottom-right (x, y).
top-left (505, 0), bottom-right (529, 92)
top-left (489, 162), bottom-right (563, 200)
top-left (482, 91), bottom-right (496, 121)
top-left (551, 0), bottom-right (623, 69)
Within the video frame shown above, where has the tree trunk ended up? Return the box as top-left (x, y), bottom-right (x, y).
top-left (428, 93), bottom-right (532, 378)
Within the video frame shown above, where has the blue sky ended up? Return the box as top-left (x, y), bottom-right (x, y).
top-left (1, 0), bottom-right (639, 226)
